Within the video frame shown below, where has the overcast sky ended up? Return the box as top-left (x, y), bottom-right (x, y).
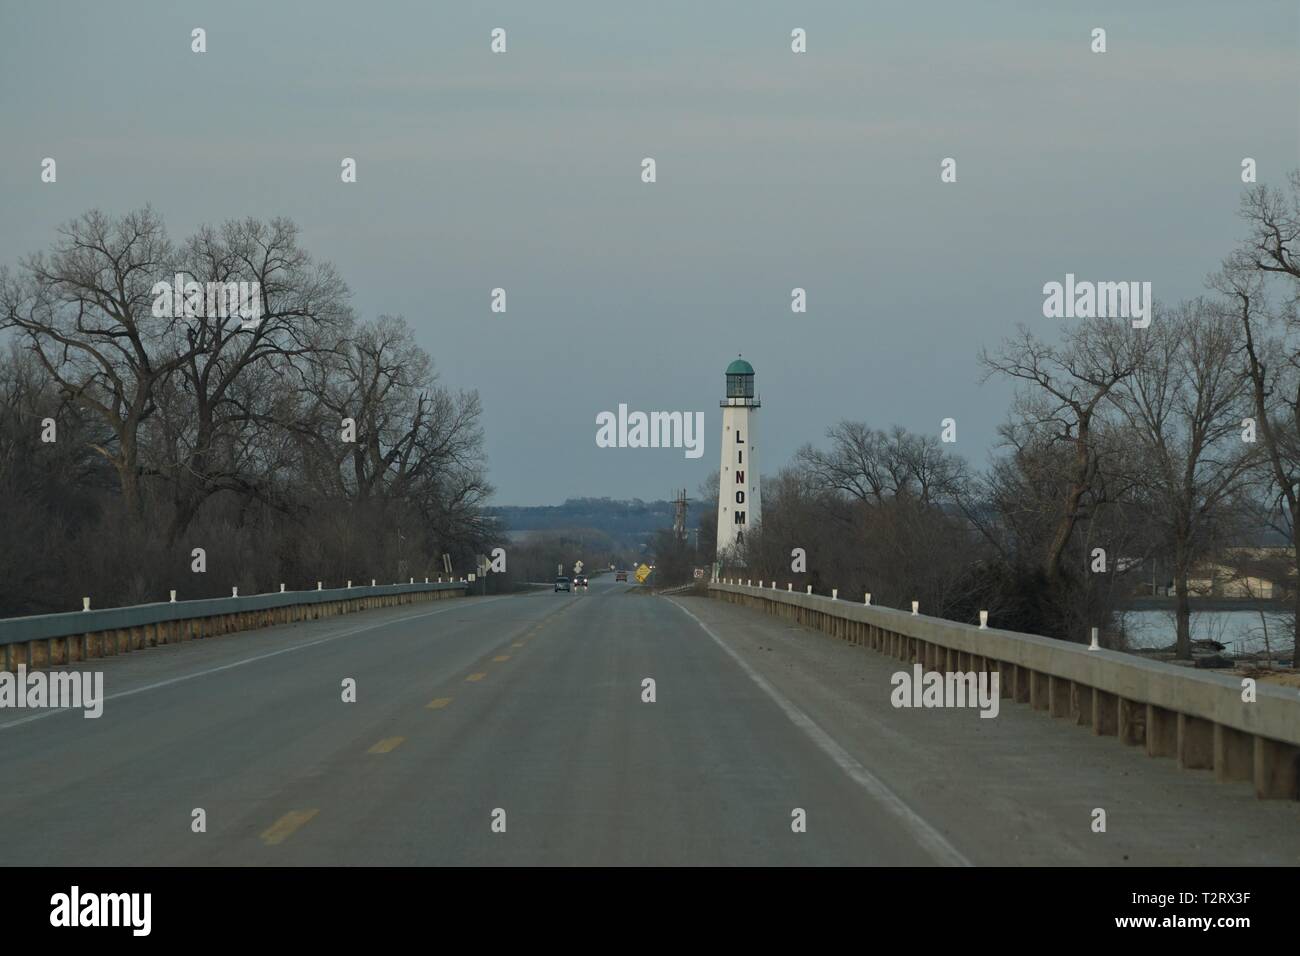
top-left (2, 1), bottom-right (1297, 505)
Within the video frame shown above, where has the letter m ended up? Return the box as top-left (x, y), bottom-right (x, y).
top-left (1097, 281), bottom-right (1128, 318)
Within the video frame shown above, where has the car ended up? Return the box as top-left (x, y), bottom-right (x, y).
top-left (575, 575), bottom-right (588, 589)
top-left (615, 570), bottom-right (628, 582)
top-left (554, 577), bottom-right (571, 592)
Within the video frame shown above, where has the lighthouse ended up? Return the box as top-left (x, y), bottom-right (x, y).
top-left (716, 356), bottom-right (761, 565)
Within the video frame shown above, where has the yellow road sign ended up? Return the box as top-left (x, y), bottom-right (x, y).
top-left (635, 564), bottom-right (651, 583)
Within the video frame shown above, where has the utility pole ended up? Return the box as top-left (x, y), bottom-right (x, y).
top-left (673, 489), bottom-right (689, 543)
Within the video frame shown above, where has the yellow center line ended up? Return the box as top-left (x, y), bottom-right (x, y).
top-left (465, 672), bottom-right (487, 682)
top-left (260, 808), bottom-right (319, 846)
top-left (426, 697), bottom-right (453, 710)
top-left (368, 736), bottom-right (405, 754)
top-left (492, 654), bottom-right (511, 662)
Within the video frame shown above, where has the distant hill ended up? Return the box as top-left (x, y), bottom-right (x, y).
top-left (487, 497), bottom-right (700, 547)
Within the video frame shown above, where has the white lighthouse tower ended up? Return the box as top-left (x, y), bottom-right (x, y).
top-left (716, 356), bottom-right (760, 566)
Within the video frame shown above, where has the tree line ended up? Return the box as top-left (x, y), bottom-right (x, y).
top-left (0, 208), bottom-right (493, 615)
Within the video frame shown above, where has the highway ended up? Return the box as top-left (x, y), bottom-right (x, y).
top-left (1, 579), bottom-right (1297, 866)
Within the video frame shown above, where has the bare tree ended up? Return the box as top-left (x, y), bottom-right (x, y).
top-left (157, 217), bottom-right (352, 540)
top-left (981, 319), bottom-right (1142, 587)
top-left (1109, 299), bottom-right (1256, 659)
top-left (0, 208), bottom-right (197, 514)
top-left (1215, 170), bottom-right (1300, 666)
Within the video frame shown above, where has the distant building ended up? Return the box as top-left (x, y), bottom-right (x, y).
top-left (1187, 547), bottom-right (1295, 600)
top-left (716, 357), bottom-right (761, 564)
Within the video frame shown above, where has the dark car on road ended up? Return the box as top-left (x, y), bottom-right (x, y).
top-left (555, 577), bottom-right (571, 592)
top-left (615, 570), bottom-right (628, 582)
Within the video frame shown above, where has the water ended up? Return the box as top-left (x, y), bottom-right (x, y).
top-left (1120, 608), bottom-right (1292, 656)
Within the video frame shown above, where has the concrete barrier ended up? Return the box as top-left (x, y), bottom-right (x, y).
top-left (1, 581), bottom-right (469, 674)
top-left (708, 582), bottom-right (1300, 801)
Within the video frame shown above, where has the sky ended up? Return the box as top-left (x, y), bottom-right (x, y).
top-left (1, 1), bottom-right (1297, 505)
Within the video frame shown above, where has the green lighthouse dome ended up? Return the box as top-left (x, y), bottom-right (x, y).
top-left (725, 358), bottom-right (755, 376)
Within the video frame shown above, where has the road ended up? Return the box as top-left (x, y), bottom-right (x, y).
top-left (2, 579), bottom-right (1298, 866)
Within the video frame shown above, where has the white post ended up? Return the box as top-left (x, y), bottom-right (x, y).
top-left (425, 577), bottom-right (429, 584)
top-left (832, 589), bottom-right (838, 600)
top-left (232, 587), bottom-right (239, 597)
top-left (317, 581), bottom-right (323, 590)
top-left (371, 579), bottom-right (376, 587)
top-left (169, 590), bottom-right (177, 603)
top-left (347, 580), bottom-right (352, 588)
top-left (806, 585), bottom-right (812, 594)
top-left (787, 583), bottom-right (792, 591)
top-left (82, 597), bottom-right (90, 611)
top-left (864, 593), bottom-right (872, 605)
top-left (410, 577), bottom-right (414, 584)
top-left (280, 583), bottom-right (286, 593)
top-left (979, 610), bottom-right (988, 629)
top-left (747, 579), bottom-right (752, 587)
top-left (911, 601), bottom-right (919, 615)
top-left (1089, 627), bottom-right (1100, 651)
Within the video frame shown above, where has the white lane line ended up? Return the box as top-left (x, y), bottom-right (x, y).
top-left (0, 597), bottom-right (510, 731)
top-left (666, 597), bottom-right (972, 867)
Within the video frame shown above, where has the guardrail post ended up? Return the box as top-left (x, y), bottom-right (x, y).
top-left (1145, 704), bottom-right (1178, 757)
top-left (1118, 699), bottom-right (1145, 746)
top-left (979, 610), bottom-right (987, 629)
top-left (1213, 724), bottom-right (1253, 783)
top-left (1092, 689), bottom-right (1119, 736)
top-left (1177, 714), bottom-right (1214, 770)
top-left (82, 597), bottom-right (90, 612)
top-left (1254, 738), bottom-right (1300, 799)
top-left (911, 601), bottom-right (919, 615)
top-left (831, 589), bottom-right (838, 600)
top-left (1067, 681), bottom-right (1085, 721)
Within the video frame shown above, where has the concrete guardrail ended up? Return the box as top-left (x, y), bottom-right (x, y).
top-left (709, 580), bottom-right (1300, 801)
top-left (0, 580), bottom-right (469, 673)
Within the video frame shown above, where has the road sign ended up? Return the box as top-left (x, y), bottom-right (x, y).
top-left (635, 564), bottom-right (651, 583)
top-left (574, 560), bottom-right (584, 575)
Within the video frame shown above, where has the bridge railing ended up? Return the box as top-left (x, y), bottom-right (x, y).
top-left (0, 580), bottom-right (469, 673)
top-left (709, 580), bottom-right (1300, 800)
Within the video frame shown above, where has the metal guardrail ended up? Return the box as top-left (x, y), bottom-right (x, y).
top-left (0, 581), bottom-right (468, 646)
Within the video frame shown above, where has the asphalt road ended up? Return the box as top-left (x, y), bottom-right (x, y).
top-left (2, 579), bottom-right (1297, 866)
